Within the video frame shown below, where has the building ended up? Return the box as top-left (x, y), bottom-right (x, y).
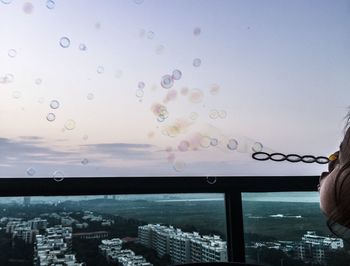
top-left (138, 224), bottom-right (227, 264)
top-left (99, 238), bottom-right (152, 266)
top-left (298, 231), bottom-right (344, 264)
top-left (73, 231), bottom-right (109, 240)
top-left (23, 196), bottom-right (31, 206)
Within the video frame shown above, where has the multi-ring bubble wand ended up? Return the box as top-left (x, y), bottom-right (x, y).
top-left (252, 152), bottom-right (338, 164)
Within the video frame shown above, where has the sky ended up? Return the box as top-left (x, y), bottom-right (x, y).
top-left (0, 0), bottom-right (350, 177)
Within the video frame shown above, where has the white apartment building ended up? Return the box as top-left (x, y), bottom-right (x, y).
top-left (298, 231), bottom-right (344, 264)
top-left (138, 224), bottom-right (227, 264)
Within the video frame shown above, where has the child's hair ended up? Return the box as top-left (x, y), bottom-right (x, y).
top-left (327, 108), bottom-right (350, 239)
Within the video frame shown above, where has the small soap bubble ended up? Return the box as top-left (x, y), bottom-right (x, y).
top-left (79, 43), bottom-right (87, 51)
top-left (134, 0), bottom-right (144, 4)
top-left (12, 91), bottom-right (21, 99)
top-left (200, 136), bottom-right (211, 148)
top-left (35, 78), bottom-right (42, 85)
top-left (138, 81), bottom-right (145, 89)
top-left (178, 140), bottom-right (190, 152)
top-left (95, 22), bottom-right (101, 29)
top-left (52, 170), bottom-right (64, 182)
top-left (164, 90), bottom-right (177, 103)
top-left (209, 110), bottom-right (219, 119)
top-left (38, 97), bottom-right (44, 104)
top-left (219, 110), bottom-right (227, 119)
top-left (50, 100), bottom-right (60, 109)
top-left (252, 142), bottom-right (263, 152)
top-left (210, 84), bottom-right (220, 95)
top-left (81, 158), bottom-right (89, 165)
top-left (136, 89), bottom-right (144, 98)
top-left (189, 112), bottom-right (198, 120)
top-left (173, 161), bottom-right (185, 172)
top-left (193, 58), bottom-right (202, 67)
top-left (167, 153), bottom-right (176, 163)
top-left (161, 75), bottom-right (174, 89)
top-left (172, 69), bottom-right (182, 80)
top-left (1, 73), bottom-right (14, 84)
top-left (97, 65), bottom-right (104, 74)
top-left (210, 138), bottom-right (219, 146)
top-left (155, 45), bottom-right (165, 55)
top-left (87, 93), bottom-right (94, 100)
top-left (64, 119), bottom-right (76, 130)
top-left (8, 49), bottom-right (17, 58)
top-left (147, 131), bottom-right (155, 138)
top-left (23, 2), bottom-right (34, 14)
top-left (46, 0), bottom-right (55, 9)
top-left (59, 37), bottom-right (70, 48)
top-left (165, 146), bottom-right (173, 153)
top-left (181, 87), bottom-right (189, 96)
top-left (46, 113), bottom-right (56, 122)
top-left (1, 0), bottom-right (12, 4)
top-left (193, 27), bottom-right (201, 36)
top-left (227, 139), bottom-right (238, 151)
top-left (83, 134), bottom-right (89, 141)
top-left (26, 167), bottom-right (36, 176)
top-left (115, 70), bottom-right (123, 78)
top-left (147, 31), bottom-right (155, 39)
top-left (189, 89), bottom-right (204, 103)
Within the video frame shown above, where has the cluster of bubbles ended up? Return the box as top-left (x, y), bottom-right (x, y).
top-left (151, 103), bottom-right (169, 122)
top-left (46, 100), bottom-right (60, 122)
top-left (160, 69), bottom-right (182, 89)
top-left (209, 109), bottom-right (227, 119)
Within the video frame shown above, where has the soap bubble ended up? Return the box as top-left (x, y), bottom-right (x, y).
top-left (173, 161), bottom-right (185, 172)
top-left (193, 27), bottom-right (201, 36)
top-left (114, 70), bottom-right (123, 79)
top-left (59, 37), bottom-right (70, 48)
top-left (134, 0), bottom-right (144, 4)
top-left (181, 87), bottom-right (189, 96)
top-left (1, 0), bottom-right (12, 4)
top-left (135, 89), bottom-right (144, 98)
top-left (193, 58), bottom-right (202, 67)
top-left (189, 112), bottom-right (198, 120)
top-left (46, 0), bottom-right (55, 9)
top-left (147, 31), bottom-right (155, 39)
top-left (138, 81), bottom-right (145, 89)
top-left (87, 93), bottom-right (94, 100)
top-left (155, 45), bottom-right (165, 55)
top-left (178, 140), bottom-right (190, 152)
top-left (8, 49), bottom-right (17, 58)
top-left (35, 78), bottom-right (42, 85)
top-left (164, 90), bottom-right (177, 103)
top-left (209, 110), bottom-right (219, 119)
top-left (64, 119), bottom-right (76, 130)
top-left (189, 89), bottom-right (204, 103)
top-left (23, 2), bottom-right (34, 14)
top-left (167, 153), bottom-right (176, 163)
top-left (95, 22), bottom-right (101, 29)
top-left (46, 113), bottom-right (56, 122)
top-left (210, 138), bottom-right (219, 146)
top-left (50, 100), bottom-right (60, 109)
top-left (219, 110), bottom-right (227, 119)
top-left (252, 142), bottom-right (263, 152)
top-left (0, 73), bottom-right (14, 84)
top-left (83, 134), bottom-right (89, 141)
top-left (200, 136), bottom-right (211, 148)
top-left (227, 139), bottom-right (238, 151)
top-left (52, 170), bottom-right (64, 182)
top-left (172, 69), bottom-right (182, 80)
top-left (81, 158), bottom-right (89, 165)
top-left (79, 43), bottom-right (87, 51)
top-left (97, 66), bottom-right (104, 74)
top-left (161, 75), bottom-right (174, 89)
top-left (26, 167), bottom-right (36, 176)
top-left (12, 91), bottom-right (21, 99)
top-left (210, 84), bottom-right (220, 95)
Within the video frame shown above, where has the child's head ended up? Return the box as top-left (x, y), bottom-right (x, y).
top-left (319, 112), bottom-right (350, 230)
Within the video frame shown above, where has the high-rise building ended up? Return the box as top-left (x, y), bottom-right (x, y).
top-left (138, 224), bottom-right (227, 264)
top-left (23, 196), bottom-right (31, 206)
